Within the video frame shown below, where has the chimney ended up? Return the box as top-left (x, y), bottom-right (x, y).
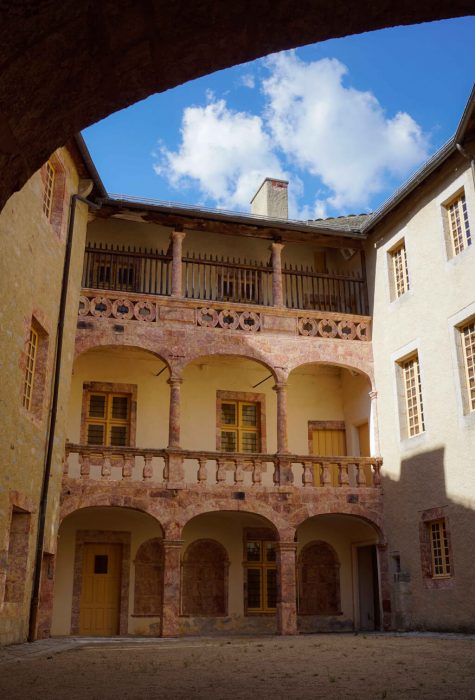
top-left (250, 178), bottom-right (288, 219)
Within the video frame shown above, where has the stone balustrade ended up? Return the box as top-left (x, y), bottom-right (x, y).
top-left (78, 289), bottom-right (371, 341)
top-left (64, 443), bottom-right (382, 488)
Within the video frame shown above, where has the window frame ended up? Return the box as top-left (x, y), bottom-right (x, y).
top-left (419, 509), bottom-right (454, 589)
top-left (21, 318), bottom-right (49, 421)
top-left (80, 382), bottom-right (138, 447)
top-left (445, 189), bottom-right (472, 257)
top-left (398, 352), bottom-right (425, 438)
top-left (243, 529), bottom-right (277, 615)
top-left (459, 318), bottom-right (475, 413)
top-left (389, 239), bottom-right (410, 300)
top-left (216, 390), bottom-right (266, 453)
top-left (42, 160), bottom-right (55, 221)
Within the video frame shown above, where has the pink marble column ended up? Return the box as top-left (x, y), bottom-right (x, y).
top-left (270, 241), bottom-right (285, 307)
top-left (161, 539), bottom-right (184, 637)
top-left (273, 382), bottom-right (289, 453)
top-left (170, 230), bottom-right (186, 297)
top-left (276, 540), bottom-right (298, 635)
top-left (167, 377), bottom-right (182, 449)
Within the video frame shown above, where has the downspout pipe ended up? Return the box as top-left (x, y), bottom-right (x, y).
top-left (28, 192), bottom-right (101, 642)
top-left (456, 142), bottom-right (475, 187)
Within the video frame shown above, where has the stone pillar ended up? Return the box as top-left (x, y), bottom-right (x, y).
top-left (161, 539), bottom-right (184, 637)
top-left (369, 390), bottom-right (380, 455)
top-left (276, 540), bottom-right (298, 635)
top-left (167, 376), bottom-right (182, 449)
top-left (166, 376), bottom-right (184, 485)
top-left (270, 241), bottom-right (285, 307)
top-left (170, 230), bottom-right (186, 297)
top-left (273, 382), bottom-right (289, 454)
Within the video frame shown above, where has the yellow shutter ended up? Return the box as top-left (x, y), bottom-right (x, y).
top-left (311, 428), bottom-right (347, 486)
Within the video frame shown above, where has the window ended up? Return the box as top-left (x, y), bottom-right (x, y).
top-left (460, 320), bottom-right (475, 412)
top-left (429, 519), bottom-right (451, 578)
top-left (245, 539), bottom-right (277, 613)
top-left (92, 259), bottom-right (137, 292)
top-left (21, 319), bottom-right (49, 419)
top-left (400, 354), bottom-right (425, 437)
top-left (447, 192), bottom-right (471, 256)
top-left (390, 241), bottom-right (410, 298)
top-left (220, 400), bottom-right (260, 453)
top-left (217, 271), bottom-right (262, 304)
top-left (22, 326), bottom-right (39, 411)
top-left (42, 160), bottom-right (55, 220)
top-left (85, 392), bottom-right (131, 446)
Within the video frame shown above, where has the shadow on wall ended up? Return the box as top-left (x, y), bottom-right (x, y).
top-left (382, 446), bottom-right (475, 633)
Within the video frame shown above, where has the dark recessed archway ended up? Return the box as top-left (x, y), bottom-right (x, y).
top-left (0, 1), bottom-right (472, 209)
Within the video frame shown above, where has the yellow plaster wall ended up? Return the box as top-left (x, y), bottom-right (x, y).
top-left (0, 149), bottom-right (89, 645)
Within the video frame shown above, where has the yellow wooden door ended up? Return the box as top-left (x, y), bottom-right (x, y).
top-left (312, 429), bottom-right (347, 486)
top-left (79, 543), bottom-right (122, 636)
top-left (357, 422), bottom-right (373, 485)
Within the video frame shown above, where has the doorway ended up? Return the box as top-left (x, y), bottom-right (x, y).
top-left (79, 543), bottom-right (122, 635)
top-left (356, 545), bottom-right (380, 631)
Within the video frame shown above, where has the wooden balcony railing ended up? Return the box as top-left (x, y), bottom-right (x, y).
top-left (183, 253), bottom-right (273, 306)
top-left (283, 264), bottom-right (368, 315)
top-left (64, 443), bottom-right (382, 489)
top-left (81, 244), bottom-right (369, 316)
top-left (82, 243), bottom-right (171, 296)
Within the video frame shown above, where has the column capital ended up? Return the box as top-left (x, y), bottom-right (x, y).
top-left (162, 539), bottom-right (185, 549)
top-left (272, 382), bottom-right (288, 393)
top-left (270, 240), bottom-right (285, 253)
top-left (171, 229), bottom-right (186, 242)
top-left (277, 540), bottom-right (297, 553)
top-left (167, 376), bottom-right (183, 386)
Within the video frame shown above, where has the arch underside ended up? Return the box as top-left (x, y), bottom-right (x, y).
top-left (1, 1), bottom-right (471, 209)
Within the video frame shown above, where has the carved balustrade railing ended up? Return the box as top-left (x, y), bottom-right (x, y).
top-left (78, 289), bottom-right (371, 341)
top-left (64, 443), bottom-right (382, 488)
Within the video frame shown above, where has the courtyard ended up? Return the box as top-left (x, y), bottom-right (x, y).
top-left (0, 633), bottom-right (474, 699)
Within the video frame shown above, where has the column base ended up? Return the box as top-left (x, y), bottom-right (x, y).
top-left (277, 602), bottom-right (298, 635)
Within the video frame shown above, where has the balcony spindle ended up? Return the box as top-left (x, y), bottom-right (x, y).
top-left (197, 457), bottom-right (208, 485)
top-left (143, 454), bottom-right (153, 480)
top-left (102, 453), bottom-right (111, 480)
top-left (303, 460), bottom-right (314, 487)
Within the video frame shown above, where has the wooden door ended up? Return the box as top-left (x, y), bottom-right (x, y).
top-left (357, 422), bottom-right (372, 485)
top-left (312, 428), bottom-right (347, 486)
top-left (79, 543), bottom-right (122, 636)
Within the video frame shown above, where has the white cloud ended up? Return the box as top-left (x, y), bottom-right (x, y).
top-left (154, 51), bottom-right (429, 215)
top-left (155, 99), bottom-right (285, 210)
top-left (239, 73), bottom-right (256, 89)
top-left (262, 52), bottom-right (429, 212)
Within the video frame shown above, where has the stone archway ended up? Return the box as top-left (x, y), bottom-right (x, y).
top-left (1, 2), bottom-right (470, 209)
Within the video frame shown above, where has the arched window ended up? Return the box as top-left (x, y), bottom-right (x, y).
top-left (181, 539), bottom-right (229, 616)
top-left (41, 152), bottom-right (66, 238)
top-left (133, 538), bottom-right (164, 616)
top-left (298, 541), bottom-right (341, 615)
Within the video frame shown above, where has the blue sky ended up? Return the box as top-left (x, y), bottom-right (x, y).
top-left (84, 17), bottom-right (475, 219)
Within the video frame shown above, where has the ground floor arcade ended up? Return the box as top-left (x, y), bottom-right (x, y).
top-left (50, 506), bottom-right (383, 638)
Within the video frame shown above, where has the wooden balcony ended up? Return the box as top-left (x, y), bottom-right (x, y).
top-left (82, 243), bottom-right (369, 316)
top-left (64, 443), bottom-right (382, 489)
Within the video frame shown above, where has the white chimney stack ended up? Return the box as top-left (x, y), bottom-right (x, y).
top-left (250, 178), bottom-right (288, 219)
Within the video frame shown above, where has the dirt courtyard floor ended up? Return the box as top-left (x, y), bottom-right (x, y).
top-left (1, 633), bottom-right (474, 699)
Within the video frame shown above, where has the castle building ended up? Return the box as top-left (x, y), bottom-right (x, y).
top-left (0, 89), bottom-right (473, 645)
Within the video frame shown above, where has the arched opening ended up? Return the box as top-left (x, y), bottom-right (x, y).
top-left (296, 513), bottom-right (380, 632)
top-left (180, 510), bottom-right (278, 635)
top-left (0, 4), bottom-right (466, 210)
top-left (51, 506), bottom-right (163, 637)
top-left (287, 362), bottom-right (375, 486)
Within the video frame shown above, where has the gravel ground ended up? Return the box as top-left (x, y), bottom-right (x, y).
top-left (1, 633), bottom-right (474, 699)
